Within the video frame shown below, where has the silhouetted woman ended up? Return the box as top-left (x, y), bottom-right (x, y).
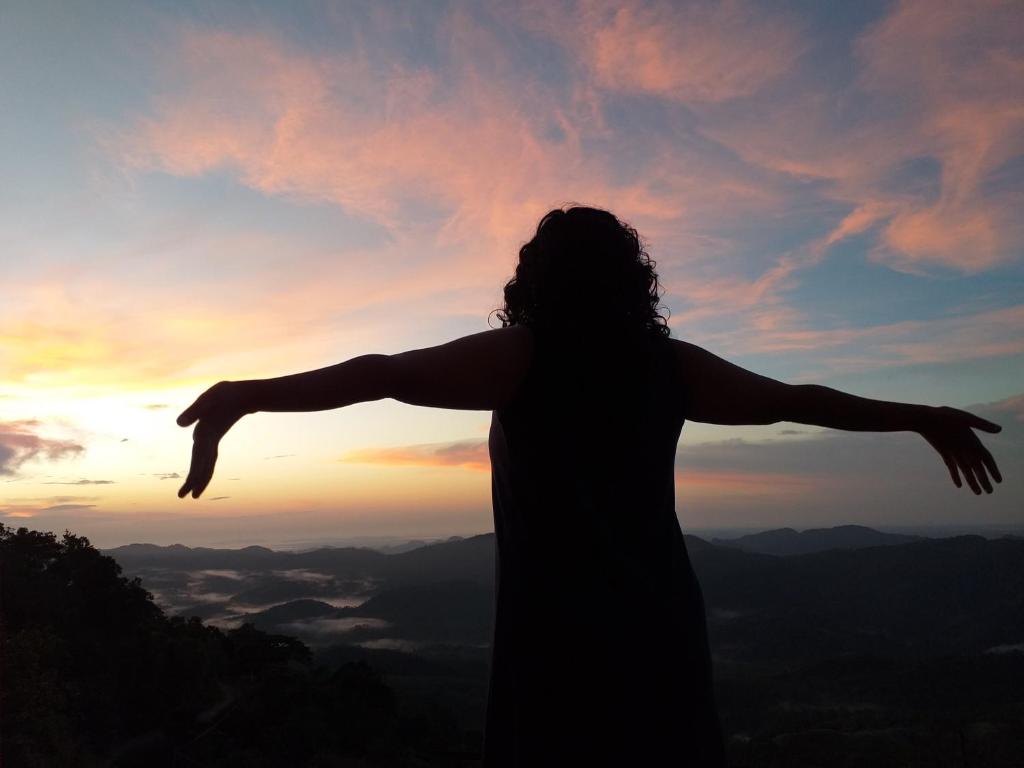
top-left (177, 205), bottom-right (1003, 766)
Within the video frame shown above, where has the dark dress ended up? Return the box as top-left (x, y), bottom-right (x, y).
top-left (483, 324), bottom-right (726, 767)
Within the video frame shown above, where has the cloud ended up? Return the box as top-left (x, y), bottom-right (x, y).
top-left (42, 479), bottom-right (115, 485)
top-left (84, 8), bottom-right (806, 390)
top-left (1, 498), bottom-right (98, 518)
top-left (705, 303), bottom-right (1024, 372)
top-left (855, 0), bottom-right (1024, 272)
top-left (112, 12), bottom-right (792, 263)
top-left (273, 569), bottom-right (333, 584)
top-left (154, 472), bottom-right (181, 480)
top-left (38, 503), bottom-right (97, 513)
top-left (985, 393), bottom-right (1024, 423)
top-left (675, 391), bottom-right (1022, 525)
top-left (342, 439), bottom-right (490, 471)
top-left (0, 276), bottom-right (336, 387)
top-left (0, 420), bottom-right (84, 476)
top-left (675, 469), bottom-right (817, 499)
top-left (539, 0), bottom-right (806, 103)
top-left (190, 569), bottom-right (246, 581)
top-left (281, 617), bottom-right (390, 637)
top-left (16, 0), bottom-right (1007, 403)
top-left (337, 390), bottom-right (1020, 528)
top-left (698, 0), bottom-right (1024, 274)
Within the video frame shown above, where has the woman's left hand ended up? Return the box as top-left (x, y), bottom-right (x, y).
top-left (176, 381), bottom-right (252, 499)
top-left (916, 406), bottom-right (1003, 495)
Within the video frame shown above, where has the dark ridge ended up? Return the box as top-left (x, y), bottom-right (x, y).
top-left (711, 524), bottom-right (924, 556)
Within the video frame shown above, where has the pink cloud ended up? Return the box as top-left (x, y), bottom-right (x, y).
top-left (699, 0), bottom-right (1023, 274)
top-left (585, 0), bottom-right (804, 102)
top-left (87, 12), bottom-right (806, 388)
top-left (511, 0), bottom-right (804, 103)
top-left (0, 420), bottom-right (84, 476)
top-left (856, 0), bottom-right (1024, 272)
top-left (689, 303), bottom-right (1024, 383)
top-left (114, 14), bottom-right (792, 255)
top-left (674, 469), bottom-right (817, 498)
top-left (341, 439), bottom-right (490, 472)
top-left (83, 2), bottom-right (1021, 396)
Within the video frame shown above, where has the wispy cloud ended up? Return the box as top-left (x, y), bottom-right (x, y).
top-left (101, 1), bottom-right (1021, 379)
top-left (0, 420), bottom-right (84, 476)
top-left (526, 0), bottom-right (806, 103)
top-left (675, 391), bottom-right (1021, 525)
top-left (697, 0), bottom-right (1023, 274)
top-left (342, 440), bottom-right (490, 472)
top-left (42, 478), bottom-right (115, 485)
top-left (699, 303), bottom-right (1024, 377)
top-left (1, 497), bottom-right (99, 518)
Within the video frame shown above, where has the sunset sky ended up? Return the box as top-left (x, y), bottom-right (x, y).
top-left (2, 0), bottom-right (1021, 549)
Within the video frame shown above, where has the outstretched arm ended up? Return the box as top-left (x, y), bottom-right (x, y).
top-left (672, 339), bottom-right (1003, 495)
top-left (175, 326), bottom-right (533, 498)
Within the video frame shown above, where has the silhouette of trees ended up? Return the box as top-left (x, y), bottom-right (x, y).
top-left (0, 523), bottom-right (474, 767)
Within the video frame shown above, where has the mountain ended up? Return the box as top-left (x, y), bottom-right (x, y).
top-left (102, 533), bottom-right (494, 584)
top-left (17, 523), bottom-right (1024, 766)
top-left (1, 523), bottom-right (476, 766)
top-left (247, 598), bottom-right (339, 626)
top-left (691, 535), bottom-right (1024, 663)
top-left (337, 580), bottom-right (494, 644)
top-left (103, 541), bottom-right (388, 572)
top-left (711, 524), bottom-right (924, 555)
top-left (103, 529), bottom-right (1024, 665)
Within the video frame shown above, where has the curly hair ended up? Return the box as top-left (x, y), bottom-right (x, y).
top-left (494, 205), bottom-right (671, 338)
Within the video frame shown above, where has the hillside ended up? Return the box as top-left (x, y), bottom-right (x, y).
top-left (711, 524), bottom-right (924, 556)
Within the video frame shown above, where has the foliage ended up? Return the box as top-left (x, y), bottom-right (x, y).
top-left (0, 523), bottom-right (476, 767)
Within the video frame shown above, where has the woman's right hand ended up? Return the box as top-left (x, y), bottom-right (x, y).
top-left (916, 406), bottom-right (1002, 494)
top-left (176, 381), bottom-right (254, 499)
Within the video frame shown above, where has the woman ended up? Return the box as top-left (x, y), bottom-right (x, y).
top-left (177, 205), bottom-right (1002, 766)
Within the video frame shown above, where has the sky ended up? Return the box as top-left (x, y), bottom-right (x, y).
top-left (1, 0), bottom-right (1021, 549)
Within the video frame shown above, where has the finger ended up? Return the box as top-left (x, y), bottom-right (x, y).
top-left (192, 445), bottom-right (218, 499)
top-left (976, 443), bottom-right (1002, 484)
top-left (968, 414), bottom-right (1001, 433)
top-left (179, 437), bottom-right (208, 498)
top-left (957, 456), bottom-right (982, 495)
top-left (190, 449), bottom-right (210, 498)
top-left (971, 456), bottom-right (993, 494)
top-left (192, 462), bottom-right (211, 498)
top-left (177, 398), bottom-right (204, 427)
top-left (939, 452), bottom-right (961, 488)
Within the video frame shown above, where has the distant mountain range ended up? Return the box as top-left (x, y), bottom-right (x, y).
top-left (102, 525), bottom-right (1024, 667)
top-left (105, 533), bottom-right (492, 582)
top-left (100, 523), bottom-right (912, 569)
top-left (88, 524), bottom-right (1024, 766)
top-left (710, 523), bottom-right (924, 555)
top-left (14, 521), bottom-right (1024, 766)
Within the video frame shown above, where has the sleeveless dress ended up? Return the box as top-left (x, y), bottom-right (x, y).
top-left (484, 324), bottom-right (727, 766)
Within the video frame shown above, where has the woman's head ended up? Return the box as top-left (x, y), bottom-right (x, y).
top-left (494, 205), bottom-right (670, 338)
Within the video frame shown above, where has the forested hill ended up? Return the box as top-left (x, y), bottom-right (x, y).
top-left (709, 523), bottom-right (925, 555)
top-left (0, 523), bottom-right (479, 767)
